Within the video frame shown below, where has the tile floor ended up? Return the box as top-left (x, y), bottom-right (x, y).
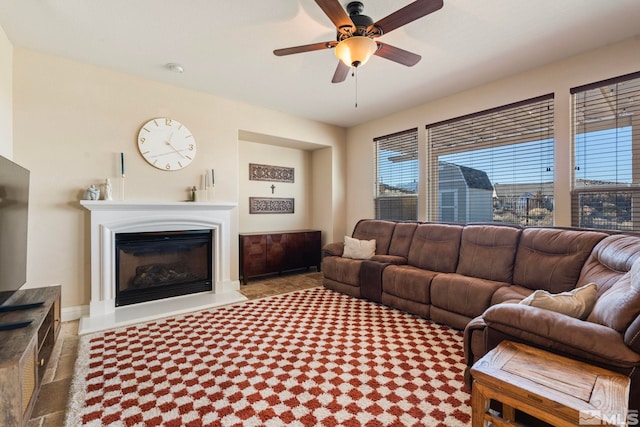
top-left (27, 270), bottom-right (323, 427)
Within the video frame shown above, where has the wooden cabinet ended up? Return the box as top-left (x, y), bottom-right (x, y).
top-left (239, 230), bottom-right (321, 284)
top-left (0, 286), bottom-right (61, 426)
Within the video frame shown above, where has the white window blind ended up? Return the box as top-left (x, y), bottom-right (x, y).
top-left (374, 128), bottom-right (418, 220)
top-left (427, 95), bottom-right (554, 226)
top-left (571, 71), bottom-right (640, 231)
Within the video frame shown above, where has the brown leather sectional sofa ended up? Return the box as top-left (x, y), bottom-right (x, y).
top-left (322, 219), bottom-right (640, 412)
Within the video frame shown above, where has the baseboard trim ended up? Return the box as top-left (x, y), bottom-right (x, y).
top-left (62, 305), bottom-right (88, 322)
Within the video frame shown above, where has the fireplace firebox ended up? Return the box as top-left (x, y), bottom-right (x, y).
top-left (115, 229), bottom-right (213, 307)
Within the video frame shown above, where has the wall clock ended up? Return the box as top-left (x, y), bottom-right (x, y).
top-left (137, 118), bottom-right (196, 171)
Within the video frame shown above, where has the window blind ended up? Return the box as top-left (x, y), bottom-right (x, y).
top-left (427, 95), bottom-right (554, 226)
top-left (374, 128), bottom-right (418, 220)
top-left (571, 71), bottom-right (640, 231)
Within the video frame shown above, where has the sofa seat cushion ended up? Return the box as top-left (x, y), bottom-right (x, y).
top-left (513, 228), bottom-right (607, 293)
top-left (483, 303), bottom-right (640, 368)
top-left (430, 273), bottom-right (510, 319)
top-left (382, 265), bottom-right (438, 304)
top-left (519, 283), bottom-right (598, 319)
top-left (322, 256), bottom-right (363, 287)
top-left (491, 285), bottom-right (533, 305)
top-left (456, 224), bottom-right (521, 283)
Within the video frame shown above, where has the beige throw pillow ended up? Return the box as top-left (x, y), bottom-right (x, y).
top-left (342, 236), bottom-right (376, 260)
top-left (518, 283), bottom-right (598, 319)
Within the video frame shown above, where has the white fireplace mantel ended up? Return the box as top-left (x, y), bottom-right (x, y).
top-left (79, 200), bottom-right (245, 334)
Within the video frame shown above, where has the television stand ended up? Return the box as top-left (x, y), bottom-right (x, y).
top-left (0, 301), bottom-right (44, 313)
top-left (0, 286), bottom-right (61, 426)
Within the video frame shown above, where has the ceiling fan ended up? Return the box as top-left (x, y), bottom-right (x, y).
top-left (274, 0), bottom-right (444, 83)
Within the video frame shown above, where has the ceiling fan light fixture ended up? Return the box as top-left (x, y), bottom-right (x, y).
top-left (335, 36), bottom-right (377, 68)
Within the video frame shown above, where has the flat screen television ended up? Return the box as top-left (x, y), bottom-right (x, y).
top-left (0, 155), bottom-right (41, 328)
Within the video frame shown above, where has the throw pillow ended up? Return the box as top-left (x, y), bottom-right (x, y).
top-left (518, 283), bottom-right (598, 319)
top-left (342, 236), bottom-right (376, 260)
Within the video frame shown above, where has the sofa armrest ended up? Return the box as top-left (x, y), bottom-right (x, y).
top-left (463, 316), bottom-right (487, 366)
top-left (462, 316), bottom-right (487, 391)
top-left (483, 303), bottom-right (640, 368)
top-left (360, 260), bottom-right (390, 303)
top-left (322, 242), bottom-right (344, 258)
top-left (626, 315), bottom-right (640, 353)
top-left (370, 254), bottom-right (407, 265)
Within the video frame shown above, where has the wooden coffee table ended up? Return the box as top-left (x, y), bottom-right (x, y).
top-left (470, 341), bottom-right (630, 427)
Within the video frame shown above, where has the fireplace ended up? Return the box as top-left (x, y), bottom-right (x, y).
top-left (115, 230), bottom-right (213, 307)
top-left (79, 201), bottom-right (245, 334)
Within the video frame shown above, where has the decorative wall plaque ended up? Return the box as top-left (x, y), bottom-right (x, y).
top-left (249, 197), bottom-right (295, 214)
top-left (249, 163), bottom-right (294, 183)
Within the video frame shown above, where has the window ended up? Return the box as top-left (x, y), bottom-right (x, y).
top-left (427, 95), bottom-right (554, 226)
top-left (571, 71), bottom-right (640, 231)
top-left (374, 128), bottom-right (418, 220)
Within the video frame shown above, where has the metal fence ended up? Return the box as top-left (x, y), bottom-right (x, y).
top-left (492, 194), bottom-right (554, 226)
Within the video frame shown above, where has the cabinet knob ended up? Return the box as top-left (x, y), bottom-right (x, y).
top-left (39, 358), bottom-right (45, 367)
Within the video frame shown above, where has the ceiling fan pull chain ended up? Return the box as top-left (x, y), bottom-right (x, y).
top-left (354, 67), bottom-right (358, 108)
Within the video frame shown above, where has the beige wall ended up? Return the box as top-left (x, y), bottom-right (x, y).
top-left (311, 146), bottom-right (343, 246)
top-left (12, 49), bottom-right (346, 313)
top-left (345, 35), bottom-right (640, 234)
top-left (9, 32), bottom-right (640, 315)
top-left (0, 25), bottom-right (12, 158)
top-left (236, 130), bottom-right (345, 244)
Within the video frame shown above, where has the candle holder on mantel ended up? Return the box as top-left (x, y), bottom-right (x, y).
top-left (119, 152), bottom-right (126, 201)
top-left (202, 169), bottom-right (215, 201)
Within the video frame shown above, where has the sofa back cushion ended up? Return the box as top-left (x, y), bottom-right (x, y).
top-left (513, 228), bottom-right (608, 293)
top-left (577, 233), bottom-right (640, 296)
top-left (388, 222), bottom-right (418, 258)
top-left (407, 223), bottom-right (463, 272)
top-left (352, 219), bottom-right (396, 255)
top-left (588, 258), bottom-right (640, 333)
top-left (456, 224), bottom-right (522, 283)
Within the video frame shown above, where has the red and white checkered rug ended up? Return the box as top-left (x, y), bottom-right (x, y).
top-left (66, 287), bottom-right (471, 426)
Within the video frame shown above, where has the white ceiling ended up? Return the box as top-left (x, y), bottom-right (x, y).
top-left (1, 0), bottom-right (640, 128)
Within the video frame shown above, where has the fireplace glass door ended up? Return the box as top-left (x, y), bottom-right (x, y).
top-left (115, 229), bottom-right (212, 306)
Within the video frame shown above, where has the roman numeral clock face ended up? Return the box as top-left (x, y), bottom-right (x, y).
top-left (137, 118), bottom-right (196, 171)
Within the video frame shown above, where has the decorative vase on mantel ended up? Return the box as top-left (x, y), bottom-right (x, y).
top-left (103, 178), bottom-right (112, 201)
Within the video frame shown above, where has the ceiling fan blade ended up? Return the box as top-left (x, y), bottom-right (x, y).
top-left (375, 43), bottom-right (421, 66)
top-left (274, 41), bottom-right (337, 56)
top-left (315, 0), bottom-right (354, 31)
top-left (371, 0), bottom-right (443, 35)
top-left (331, 61), bottom-right (350, 83)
